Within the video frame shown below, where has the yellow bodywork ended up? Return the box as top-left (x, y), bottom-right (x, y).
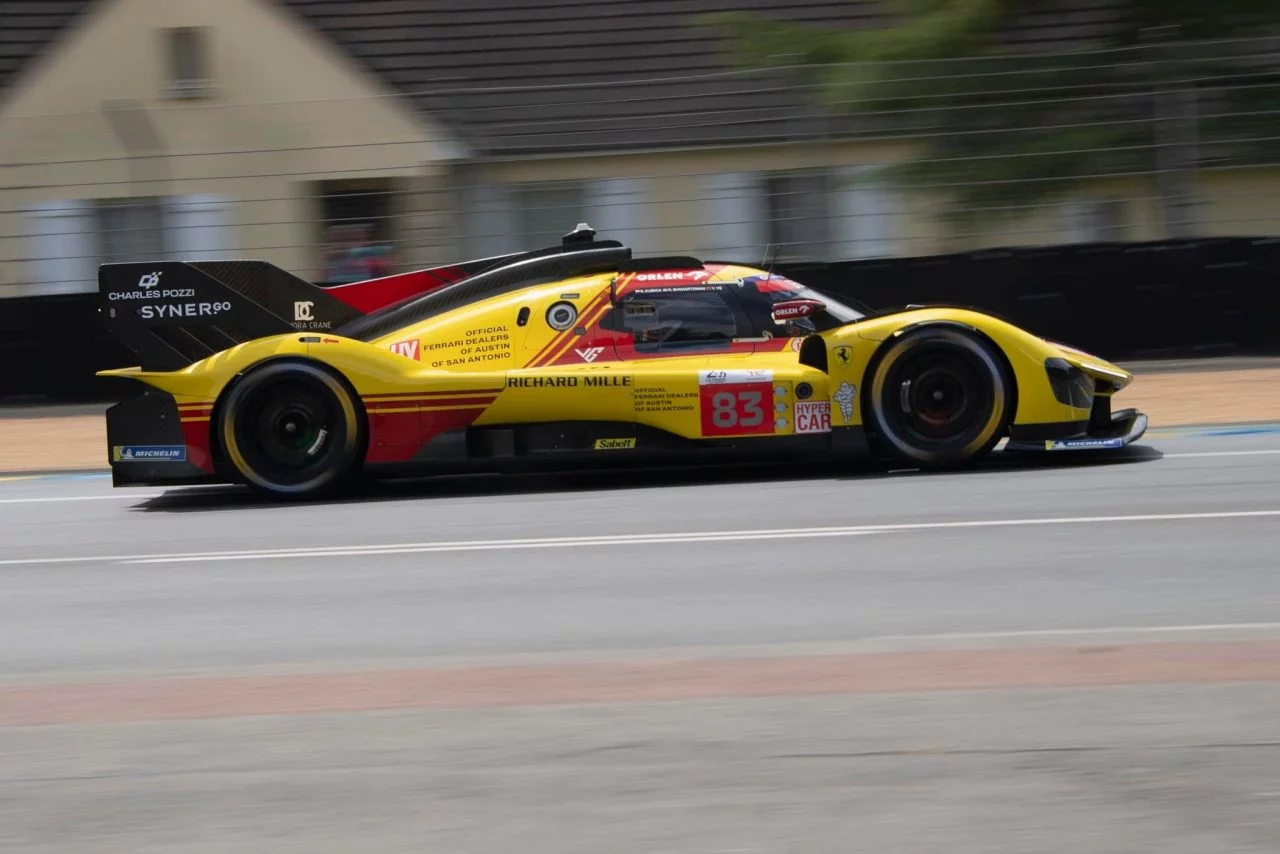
top-left (99, 264), bottom-right (1134, 450)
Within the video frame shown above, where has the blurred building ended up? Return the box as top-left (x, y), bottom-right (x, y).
top-left (2, 0), bottom-right (1278, 299)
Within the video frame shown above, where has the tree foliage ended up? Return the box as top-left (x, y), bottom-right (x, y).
top-left (705, 0), bottom-right (1280, 231)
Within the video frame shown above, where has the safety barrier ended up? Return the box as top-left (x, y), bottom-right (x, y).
top-left (2, 236), bottom-right (1277, 403)
top-left (781, 236), bottom-right (1280, 363)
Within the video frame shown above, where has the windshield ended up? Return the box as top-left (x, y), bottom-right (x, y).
top-left (729, 274), bottom-right (865, 335)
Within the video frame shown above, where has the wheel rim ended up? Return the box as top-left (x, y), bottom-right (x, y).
top-left (252, 391), bottom-right (332, 470)
top-left (878, 342), bottom-right (997, 452)
top-left (231, 374), bottom-right (350, 489)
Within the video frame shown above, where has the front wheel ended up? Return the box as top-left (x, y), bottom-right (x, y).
top-left (218, 360), bottom-right (365, 499)
top-left (864, 326), bottom-right (1013, 466)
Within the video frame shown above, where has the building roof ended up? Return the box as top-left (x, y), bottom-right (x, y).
top-left (277, 0), bottom-right (881, 157)
top-left (0, 0), bottom-right (93, 94)
top-left (2, 0), bottom-right (1132, 156)
top-left (278, 0), bottom-right (1139, 157)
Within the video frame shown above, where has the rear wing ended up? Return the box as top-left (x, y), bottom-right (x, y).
top-left (99, 260), bottom-right (366, 371)
top-left (99, 225), bottom-right (629, 371)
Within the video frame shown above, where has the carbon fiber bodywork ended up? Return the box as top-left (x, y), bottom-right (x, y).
top-left (99, 261), bottom-right (363, 371)
top-left (105, 392), bottom-right (217, 487)
top-left (1004, 408), bottom-right (1148, 453)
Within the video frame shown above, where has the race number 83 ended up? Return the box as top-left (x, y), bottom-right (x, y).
top-left (700, 383), bottom-right (775, 437)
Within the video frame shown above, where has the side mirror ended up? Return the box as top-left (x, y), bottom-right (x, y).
top-left (770, 298), bottom-right (824, 324)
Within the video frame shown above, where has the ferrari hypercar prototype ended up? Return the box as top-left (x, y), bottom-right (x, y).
top-left (97, 223), bottom-right (1147, 498)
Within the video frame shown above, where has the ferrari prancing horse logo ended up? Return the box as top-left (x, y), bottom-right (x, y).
top-left (834, 345), bottom-right (852, 367)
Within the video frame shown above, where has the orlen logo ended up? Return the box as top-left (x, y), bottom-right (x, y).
top-left (137, 272), bottom-right (161, 289)
top-left (389, 339), bottom-right (420, 360)
top-left (635, 270), bottom-right (711, 282)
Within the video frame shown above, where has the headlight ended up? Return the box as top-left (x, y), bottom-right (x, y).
top-left (1045, 358), bottom-right (1094, 409)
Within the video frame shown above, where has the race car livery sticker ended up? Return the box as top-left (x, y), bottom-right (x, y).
top-left (508, 374), bottom-right (631, 388)
top-left (630, 284), bottom-right (724, 296)
top-left (833, 381), bottom-right (857, 424)
top-left (389, 339), bottom-right (421, 360)
top-left (698, 369), bottom-right (773, 386)
top-left (632, 270), bottom-right (711, 284)
top-left (112, 445), bottom-right (187, 462)
top-left (794, 400), bottom-right (832, 434)
top-left (291, 300), bottom-right (333, 330)
top-left (1044, 437), bottom-right (1126, 451)
top-left (700, 381), bottom-right (775, 437)
top-left (137, 301), bottom-right (232, 319)
top-left (594, 438), bottom-right (637, 450)
top-left (413, 325), bottom-right (512, 368)
top-left (632, 385), bottom-right (698, 415)
top-left (109, 288), bottom-right (196, 301)
top-left (107, 271), bottom-right (197, 302)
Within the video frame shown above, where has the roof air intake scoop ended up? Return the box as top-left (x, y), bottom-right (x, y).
top-left (563, 222), bottom-right (597, 246)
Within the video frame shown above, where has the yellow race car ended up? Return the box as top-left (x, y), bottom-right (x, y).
top-left (97, 224), bottom-right (1147, 498)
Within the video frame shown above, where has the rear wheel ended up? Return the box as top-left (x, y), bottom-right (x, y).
top-left (865, 326), bottom-right (1012, 466)
top-left (218, 360), bottom-right (365, 499)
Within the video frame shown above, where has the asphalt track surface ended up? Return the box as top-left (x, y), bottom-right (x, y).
top-left (2, 425), bottom-right (1280, 852)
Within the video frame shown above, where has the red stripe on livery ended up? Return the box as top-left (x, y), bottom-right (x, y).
top-left (530, 290), bottom-right (612, 368)
top-left (179, 418), bottom-right (215, 473)
top-left (324, 266), bottom-right (469, 314)
top-left (362, 388), bottom-right (503, 400)
top-left (364, 396), bottom-right (498, 412)
top-left (363, 388), bottom-right (501, 464)
top-left (365, 406), bottom-right (491, 464)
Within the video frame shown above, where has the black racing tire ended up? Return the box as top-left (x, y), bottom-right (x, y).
top-left (864, 326), bottom-right (1013, 466)
top-left (217, 359), bottom-right (365, 499)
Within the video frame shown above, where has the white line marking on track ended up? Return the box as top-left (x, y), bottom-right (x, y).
top-left (0, 449), bottom-right (1276, 504)
top-left (1162, 449), bottom-right (1280, 459)
top-left (0, 493), bottom-right (163, 505)
top-left (1, 508), bottom-right (1277, 567)
top-left (871, 623), bottom-right (1280, 642)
